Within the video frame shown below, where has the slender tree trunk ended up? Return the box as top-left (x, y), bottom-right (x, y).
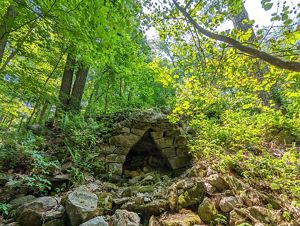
top-left (231, 2), bottom-right (271, 106)
top-left (231, 4), bottom-right (256, 42)
top-left (58, 53), bottom-right (76, 110)
top-left (69, 63), bottom-right (89, 112)
top-left (104, 78), bottom-right (110, 113)
top-left (38, 101), bottom-right (48, 125)
top-left (0, 4), bottom-right (17, 64)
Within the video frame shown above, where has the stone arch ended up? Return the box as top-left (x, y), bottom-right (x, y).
top-left (96, 111), bottom-right (192, 177)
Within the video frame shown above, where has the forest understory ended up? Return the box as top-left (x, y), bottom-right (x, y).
top-left (0, 0), bottom-right (299, 225)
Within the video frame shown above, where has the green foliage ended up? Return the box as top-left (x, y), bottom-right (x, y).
top-left (0, 203), bottom-right (11, 217)
top-left (0, 131), bottom-right (44, 170)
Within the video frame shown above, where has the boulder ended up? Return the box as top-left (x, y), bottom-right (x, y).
top-left (159, 209), bottom-right (201, 226)
top-left (16, 196), bottom-right (59, 226)
top-left (178, 180), bottom-right (205, 208)
top-left (206, 174), bottom-right (229, 191)
top-left (65, 190), bottom-right (99, 226)
top-left (219, 196), bottom-right (240, 213)
top-left (197, 197), bottom-right (218, 223)
top-left (9, 195), bottom-right (36, 209)
top-left (205, 182), bottom-right (216, 195)
top-left (17, 209), bottom-right (42, 226)
top-left (79, 216), bottom-right (108, 226)
top-left (43, 219), bottom-right (65, 226)
top-left (111, 209), bottom-right (140, 226)
top-left (229, 208), bottom-right (251, 226)
top-left (249, 206), bottom-right (276, 224)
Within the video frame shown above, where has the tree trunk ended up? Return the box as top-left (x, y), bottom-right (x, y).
top-left (231, 4), bottom-right (256, 42)
top-left (69, 63), bottom-right (89, 112)
top-left (231, 2), bottom-right (271, 106)
top-left (0, 4), bottom-right (17, 64)
top-left (58, 53), bottom-right (76, 110)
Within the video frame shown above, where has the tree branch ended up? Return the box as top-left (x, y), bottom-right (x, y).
top-left (172, 0), bottom-right (300, 72)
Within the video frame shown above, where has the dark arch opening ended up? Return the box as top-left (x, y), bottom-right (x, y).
top-left (123, 130), bottom-right (172, 174)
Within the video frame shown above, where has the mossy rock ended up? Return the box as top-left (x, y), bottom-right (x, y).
top-left (159, 209), bottom-right (202, 226)
top-left (178, 180), bottom-right (205, 208)
top-left (197, 197), bottom-right (218, 223)
top-left (96, 192), bottom-right (113, 212)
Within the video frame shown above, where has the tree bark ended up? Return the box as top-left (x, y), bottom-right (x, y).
top-left (231, 2), bottom-right (271, 106)
top-left (58, 53), bottom-right (76, 110)
top-left (231, 4), bottom-right (256, 42)
top-left (172, 0), bottom-right (300, 72)
top-left (69, 63), bottom-right (89, 112)
top-left (0, 4), bottom-right (17, 64)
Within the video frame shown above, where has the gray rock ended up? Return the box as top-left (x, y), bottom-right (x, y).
top-left (249, 206), bottom-right (276, 224)
top-left (2, 222), bottom-right (20, 226)
top-left (9, 195), bottom-right (36, 209)
top-left (65, 190), bottom-right (98, 226)
top-left (43, 219), bottom-right (65, 226)
top-left (111, 209), bottom-right (140, 226)
top-left (219, 196), bottom-right (239, 212)
top-left (79, 216), bottom-right (108, 226)
top-left (15, 196), bottom-right (61, 226)
top-left (16, 196), bottom-right (57, 217)
top-left (17, 209), bottom-right (42, 226)
top-left (207, 174), bottom-right (229, 191)
top-left (205, 182), bottom-right (216, 195)
top-left (198, 197), bottom-right (218, 223)
top-left (178, 180), bottom-right (205, 208)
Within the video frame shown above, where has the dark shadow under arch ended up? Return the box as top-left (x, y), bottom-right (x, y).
top-left (123, 129), bottom-right (172, 173)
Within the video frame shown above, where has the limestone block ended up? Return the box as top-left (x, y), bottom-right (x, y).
top-left (131, 128), bottom-right (146, 136)
top-left (97, 145), bottom-right (116, 155)
top-left (114, 147), bottom-right (130, 155)
top-left (176, 147), bottom-right (189, 157)
top-left (106, 154), bottom-right (126, 163)
top-left (150, 131), bottom-right (164, 139)
top-left (120, 127), bottom-right (130, 133)
top-left (155, 137), bottom-right (174, 149)
top-left (109, 133), bottom-right (139, 147)
top-left (164, 129), bottom-right (182, 137)
top-left (161, 147), bottom-right (177, 158)
top-left (168, 157), bottom-right (191, 170)
top-left (174, 135), bottom-right (187, 146)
